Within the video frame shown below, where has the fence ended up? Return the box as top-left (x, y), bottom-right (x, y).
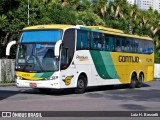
top-left (0, 59), bottom-right (15, 82)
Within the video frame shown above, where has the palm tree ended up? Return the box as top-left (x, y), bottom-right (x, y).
top-left (108, 0), bottom-right (126, 19)
top-left (43, 0), bottom-right (50, 4)
top-left (126, 4), bottom-right (139, 34)
top-left (91, 0), bottom-right (108, 21)
top-left (61, 0), bottom-right (80, 9)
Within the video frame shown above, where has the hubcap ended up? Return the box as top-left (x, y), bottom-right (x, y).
top-left (78, 79), bottom-right (84, 88)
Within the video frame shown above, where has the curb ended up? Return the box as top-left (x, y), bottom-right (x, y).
top-left (0, 83), bottom-right (15, 87)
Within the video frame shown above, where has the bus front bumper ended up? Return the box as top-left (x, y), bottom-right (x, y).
top-left (16, 79), bottom-right (61, 89)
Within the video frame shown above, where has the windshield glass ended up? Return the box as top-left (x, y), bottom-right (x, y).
top-left (16, 43), bottom-right (58, 72)
top-left (21, 30), bottom-right (61, 42)
top-left (16, 30), bottom-right (62, 72)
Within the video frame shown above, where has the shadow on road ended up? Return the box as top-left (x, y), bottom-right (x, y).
top-left (21, 82), bottom-right (151, 96)
top-left (0, 90), bottom-right (19, 101)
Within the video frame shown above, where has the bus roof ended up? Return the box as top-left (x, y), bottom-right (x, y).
top-left (23, 24), bottom-right (153, 41)
top-left (23, 24), bottom-right (74, 30)
top-left (86, 26), bottom-right (153, 41)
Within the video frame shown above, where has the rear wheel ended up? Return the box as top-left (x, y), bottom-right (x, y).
top-left (74, 75), bottom-right (87, 94)
top-left (130, 75), bottom-right (137, 89)
top-left (136, 74), bottom-right (144, 88)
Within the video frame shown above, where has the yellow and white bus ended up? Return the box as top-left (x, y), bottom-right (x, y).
top-left (6, 25), bottom-right (154, 94)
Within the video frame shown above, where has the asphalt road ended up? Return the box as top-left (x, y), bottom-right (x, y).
top-left (0, 80), bottom-right (160, 120)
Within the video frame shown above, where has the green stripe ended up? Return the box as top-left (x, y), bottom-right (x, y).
top-left (101, 51), bottom-right (119, 79)
top-left (33, 73), bottom-right (44, 78)
top-left (33, 72), bottom-right (54, 78)
top-left (90, 50), bottom-right (119, 79)
top-left (41, 72), bottom-right (53, 78)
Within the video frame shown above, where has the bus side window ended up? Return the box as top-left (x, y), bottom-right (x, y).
top-left (93, 32), bottom-right (98, 50)
top-left (77, 30), bottom-right (81, 50)
top-left (115, 38), bottom-right (122, 52)
top-left (77, 30), bottom-right (89, 50)
top-left (126, 40), bottom-right (130, 52)
top-left (90, 32), bottom-right (94, 49)
top-left (94, 38), bottom-right (97, 49)
top-left (135, 39), bottom-right (139, 53)
top-left (122, 38), bottom-right (127, 52)
top-left (82, 31), bottom-right (88, 49)
top-left (108, 36), bottom-right (115, 52)
top-left (98, 34), bottom-right (103, 50)
top-left (130, 38), bottom-right (136, 53)
top-left (104, 36), bottom-right (109, 51)
top-left (88, 32), bottom-right (91, 49)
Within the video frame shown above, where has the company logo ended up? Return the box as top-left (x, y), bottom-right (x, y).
top-left (119, 56), bottom-right (139, 63)
top-left (63, 75), bottom-right (74, 86)
top-left (76, 55), bottom-right (88, 61)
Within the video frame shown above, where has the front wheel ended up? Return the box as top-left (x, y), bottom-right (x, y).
top-left (74, 75), bottom-right (87, 94)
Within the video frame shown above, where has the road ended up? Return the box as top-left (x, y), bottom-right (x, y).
top-left (0, 80), bottom-right (160, 120)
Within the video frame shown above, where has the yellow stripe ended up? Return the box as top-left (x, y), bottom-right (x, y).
top-left (16, 71), bottom-right (43, 80)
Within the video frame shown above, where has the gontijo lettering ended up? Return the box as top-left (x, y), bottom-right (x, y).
top-left (119, 56), bottom-right (139, 63)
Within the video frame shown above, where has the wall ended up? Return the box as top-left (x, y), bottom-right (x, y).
top-left (0, 59), bottom-right (15, 82)
top-left (154, 64), bottom-right (160, 79)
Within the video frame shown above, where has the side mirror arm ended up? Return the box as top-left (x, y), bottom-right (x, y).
top-left (6, 41), bottom-right (17, 56)
top-left (54, 40), bottom-right (62, 57)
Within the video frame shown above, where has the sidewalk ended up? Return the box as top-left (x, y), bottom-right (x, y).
top-left (0, 83), bottom-right (15, 87)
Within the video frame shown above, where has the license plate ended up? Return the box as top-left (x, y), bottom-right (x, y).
top-left (29, 83), bottom-right (37, 87)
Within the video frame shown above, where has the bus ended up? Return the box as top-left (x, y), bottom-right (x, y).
top-left (6, 24), bottom-right (154, 94)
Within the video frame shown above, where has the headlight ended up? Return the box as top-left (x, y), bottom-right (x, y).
top-left (45, 76), bottom-right (58, 80)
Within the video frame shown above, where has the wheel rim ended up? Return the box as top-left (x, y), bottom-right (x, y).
top-left (132, 78), bottom-right (136, 86)
top-left (131, 77), bottom-right (136, 88)
top-left (78, 79), bottom-right (85, 89)
top-left (139, 74), bottom-right (144, 83)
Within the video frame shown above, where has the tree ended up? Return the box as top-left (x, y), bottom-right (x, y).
top-left (91, 0), bottom-right (108, 20)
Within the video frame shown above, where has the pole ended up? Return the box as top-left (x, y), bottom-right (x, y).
top-left (28, 0), bottom-right (30, 25)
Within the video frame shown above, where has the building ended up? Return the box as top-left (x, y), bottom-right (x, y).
top-left (127, 0), bottom-right (135, 5)
top-left (135, 0), bottom-right (160, 13)
top-left (107, 0), bottom-right (136, 5)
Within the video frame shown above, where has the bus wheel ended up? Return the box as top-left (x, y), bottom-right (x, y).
top-left (130, 75), bottom-right (137, 89)
top-left (136, 74), bottom-right (144, 88)
top-left (74, 75), bottom-right (87, 94)
top-left (38, 88), bottom-right (51, 94)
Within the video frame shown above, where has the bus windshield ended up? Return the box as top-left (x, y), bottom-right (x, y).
top-left (16, 43), bottom-right (59, 72)
top-left (16, 30), bottom-right (62, 72)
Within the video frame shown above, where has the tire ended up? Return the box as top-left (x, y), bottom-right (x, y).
top-left (130, 75), bottom-right (137, 89)
top-left (74, 75), bottom-right (87, 94)
top-left (136, 74), bottom-right (144, 88)
top-left (38, 88), bottom-right (51, 94)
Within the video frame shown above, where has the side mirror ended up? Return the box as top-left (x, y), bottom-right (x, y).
top-left (54, 40), bottom-right (62, 57)
top-left (6, 41), bottom-right (17, 56)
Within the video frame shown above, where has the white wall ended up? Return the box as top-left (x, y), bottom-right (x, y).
top-left (0, 59), bottom-right (15, 82)
top-left (154, 64), bottom-right (160, 79)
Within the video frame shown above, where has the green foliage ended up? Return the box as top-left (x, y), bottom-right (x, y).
top-left (77, 10), bottom-right (105, 26)
top-left (0, 0), bottom-right (160, 62)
